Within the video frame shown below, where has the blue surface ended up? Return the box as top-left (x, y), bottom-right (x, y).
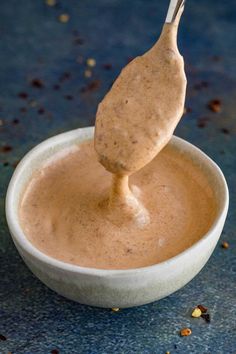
top-left (0, 0), bottom-right (236, 353)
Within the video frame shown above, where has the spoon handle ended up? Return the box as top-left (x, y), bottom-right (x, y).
top-left (165, 0), bottom-right (185, 23)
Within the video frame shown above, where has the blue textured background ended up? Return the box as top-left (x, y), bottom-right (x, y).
top-left (0, 0), bottom-right (236, 353)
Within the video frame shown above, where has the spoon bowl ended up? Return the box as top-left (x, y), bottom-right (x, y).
top-left (6, 127), bottom-right (229, 308)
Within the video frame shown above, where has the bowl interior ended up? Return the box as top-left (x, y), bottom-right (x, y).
top-left (6, 127), bottom-right (229, 273)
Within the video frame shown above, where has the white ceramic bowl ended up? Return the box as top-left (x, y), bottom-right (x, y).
top-left (6, 127), bottom-right (229, 308)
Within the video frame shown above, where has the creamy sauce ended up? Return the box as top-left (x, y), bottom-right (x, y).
top-left (19, 5), bottom-right (216, 270)
top-left (95, 18), bottom-right (186, 176)
top-left (19, 140), bottom-right (216, 270)
top-left (95, 13), bottom-right (186, 224)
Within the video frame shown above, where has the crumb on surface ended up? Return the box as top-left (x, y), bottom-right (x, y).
top-left (111, 307), bottom-right (120, 312)
top-left (31, 78), bottom-right (44, 88)
top-left (180, 328), bottom-right (192, 337)
top-left (197, 304), bottom-right (208, 313)
top-left (87, 58), bottom-right (96, 67)
top-left (58, 13), bottom-right (70, 23)
top-left (45, 0), bottom-right (57, 6)
top-left (221, 241), bottom-right (229, 249)
top-left (191, 307), bottom-right (202, 318)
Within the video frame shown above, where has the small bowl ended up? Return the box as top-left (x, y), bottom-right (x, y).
top-left (6, 127), bottom-right (229, 308)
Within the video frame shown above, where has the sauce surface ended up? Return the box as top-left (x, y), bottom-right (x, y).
top-left (19, 140), bottom-right (216, 270)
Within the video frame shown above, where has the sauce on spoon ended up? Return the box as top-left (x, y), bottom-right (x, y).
top-left (95, 2), bottom-right (186, 224)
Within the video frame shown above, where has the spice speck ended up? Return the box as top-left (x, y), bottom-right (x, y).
top-left (58, 14), bottom-right (70, 23)
top-left (87, 58), bottom-right (96, 67)
top-left (111, 307), bottom-right (120, 312)
top-left (197, 304), bottom-right (208, 313)
top-left (51, 349), bottom-right (59, 354)
top-left (0, 145), bottom-right (12, 153)
top-left (180, 328), bottom-right (192, 337)
top-left (222, 241), bottom-right (229, 249)
top-left (31, 78), bottom-right (44, 88)
top-left (45, 0), bottom-right (56, 6)
top-left (208, 99), bottom-right (221, 113)
top-left (191, 307), bottom-right (202, 318)
top-left (0, 334), bottom-right (7, 341)
top-left (84, 69), bottom-right (92, 78)
top-left (201, 313), bottom-right (211, 323)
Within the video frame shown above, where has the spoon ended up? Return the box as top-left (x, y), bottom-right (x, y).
top-left (95, 0), bottom-right (186, 177)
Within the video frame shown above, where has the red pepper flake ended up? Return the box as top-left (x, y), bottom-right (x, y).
top-left (53, 84), bottom-right (61, 90)
top-left (221, 241), bottom-right (229, 249)
top-left (64, 94), bottom-right (74, 100)
top-left (18, 92), bottom-right (28, 99)
top-left (103, 63), bottom-right (112, 70)
top-left (51, 349), bottom-right (59, 354)
top-left (0, 145), bottom-right (12, 153)
top-left (38, 108), bottom-right (45, 115)
top-left (208, 99), bottom-right (221, 113)
top-left (81, 80), bottom-right (101, 93)
top-left (201, 313), bottom-right (211, 323)
top-left (0, 334), bottom-right (7, 341)
top-left (197, 304), bottom-right (208, 313)
top-left (180, 328), bottom-right (192, 337)
top-left (31, 78), bottom-right (44, 88)
top-left (12, 118), bottom-right (19, 125)
top-left (221, 128), bottom-right (230, 135)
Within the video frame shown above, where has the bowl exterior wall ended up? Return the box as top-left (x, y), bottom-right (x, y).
top-left (10, 220), bottom-right (225, 308)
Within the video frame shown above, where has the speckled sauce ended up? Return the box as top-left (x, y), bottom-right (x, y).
top-left (94, 11), bottom-right (187, 226)
top-left (95, 15), bottom-right (186, 176)
top-left (19, 140), bottom-right (216, 269)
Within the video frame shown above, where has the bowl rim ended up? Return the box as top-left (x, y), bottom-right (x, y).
top-left (5, 127), bottom-right (229, 277)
